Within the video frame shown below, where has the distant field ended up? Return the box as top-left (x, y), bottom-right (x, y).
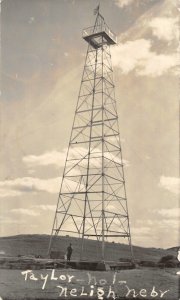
top-left (0, 235), bottom-right (179, 300)
top-left (0, 234), bottom-right (177, 262)
top-left (0, 267), bottom-right (179, 299)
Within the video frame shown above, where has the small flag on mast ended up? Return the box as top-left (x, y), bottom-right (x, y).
top-left (94, 4), bottom-right (99, 15)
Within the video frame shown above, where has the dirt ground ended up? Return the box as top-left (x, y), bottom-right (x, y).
top-left (0, 267), bottom-right (179, 300)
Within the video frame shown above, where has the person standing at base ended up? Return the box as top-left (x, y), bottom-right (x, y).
top-left (66, 243), bottom-right (73, 261)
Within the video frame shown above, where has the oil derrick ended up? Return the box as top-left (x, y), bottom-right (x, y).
top-left (48, 7), bottom-right (133, 261)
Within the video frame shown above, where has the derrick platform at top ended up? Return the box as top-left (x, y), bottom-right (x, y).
top-left (82, 13), bottom-right (117, 48)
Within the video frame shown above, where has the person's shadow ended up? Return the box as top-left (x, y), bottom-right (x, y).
top-left (176, 249), bottom-right (180, 275)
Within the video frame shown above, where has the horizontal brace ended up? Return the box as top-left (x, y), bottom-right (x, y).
top-left (60, 191), bottom-right (103, 195)
top-left (73, 120), bottom-right (118, 130)
top-left (66, 156), bottom-right (100, 162)
top-left (70, 140), bottom-right (102, 145)
top-left (82, 76), bottom-right (114, 88)
top-left (82, 76), bottom-right (114, 85)
top-left (83, 234), bottom-right (130, 237)
top-left (69, 135), bottom-right (119, 145)
top-left (88, 210), bottom-right (128, 217)
top-left (104, 210), bottom-right (127, 217)
top-left (58, 198), bottom-right (125, 202)
top-left (78, 90), bottom-right (115, 99)
top-left (86, 48), bottom-right (111, 56)
top-left (104, 133), bottom-right (119, 138)
top-left (53, 229), bottom-right (81, 234)
top-left (66, 154), bottom-right (120, 162)
top-left (59, 190), bottom-right (126, 197)
top-left (104, 149), bottom-right (121, 154)
top-left (78, 91), bottom-right (102, 98)
top-left (76, 107), bottom-right (101, 114)
top-left (73, 124), bottom-right (100, 129)
top-left (53, 231), bottom-right (130, 237)
top-left (64, 173), bottom-right (102, 178)
top-left (55, 213), bottom-right (126, 219)
top-left (104, 117), bottom-right (118, 122)
top-left (91, 136), bottom-right (103, 139)
top-left (56, 212), bottom-right (82, 218)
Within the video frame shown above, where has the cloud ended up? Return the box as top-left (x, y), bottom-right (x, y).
top-left (0, 216), bottom-right (25, 224)
top-left (0, 189), bottom-right (22, 198)
top-left (131, 226), bottom-right (151, 236)
top-left (0, 177), bottom-right (61, 197)
top-left (105, 204), bottom-right (116, 211)
top-left (111, 39), bottom-right (177, 76)
top-left (132, 216), bottom-right (179, 247)
top-left (28, 17), bottom-right (35, 24)
top-left (114, 0), bottom-right (134, 8)
top-left (156, 208), bottom-right (180, 218)
top-left (11, 208), bottom-right (40, 217)
top-left (23, 150), bottom-right (67, 168)
top-left (32, 205), bottom-right (56, 211)
top-left (23, 147), bottom-right (88, 168)
top-left (139, 53), bottom-right (177, 76)
top-left (159, 176), bottom-right (180, 195)
top-left (159, 219), bottom-right (179, 230)
top-left (0, 175), bottom-right (86, 198)
top-left (149, 17), bottom-right (179, 42)
top-left (23, 147), bottom-right (129, 168)
top-left (27, 169), bottom-right (35, 175)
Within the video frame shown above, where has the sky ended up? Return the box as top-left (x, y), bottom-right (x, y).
top-left (0, 0), bottom-right (179, 249)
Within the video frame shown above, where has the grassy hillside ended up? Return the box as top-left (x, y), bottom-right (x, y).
top-left (0, 234), bottom-right (176, 262)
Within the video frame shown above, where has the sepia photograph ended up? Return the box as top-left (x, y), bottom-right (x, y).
top-left (0, 0), bottom-right (179, 299)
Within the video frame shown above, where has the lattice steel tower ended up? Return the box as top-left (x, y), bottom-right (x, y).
top-left (48, 7), bottom-right (133, 261)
